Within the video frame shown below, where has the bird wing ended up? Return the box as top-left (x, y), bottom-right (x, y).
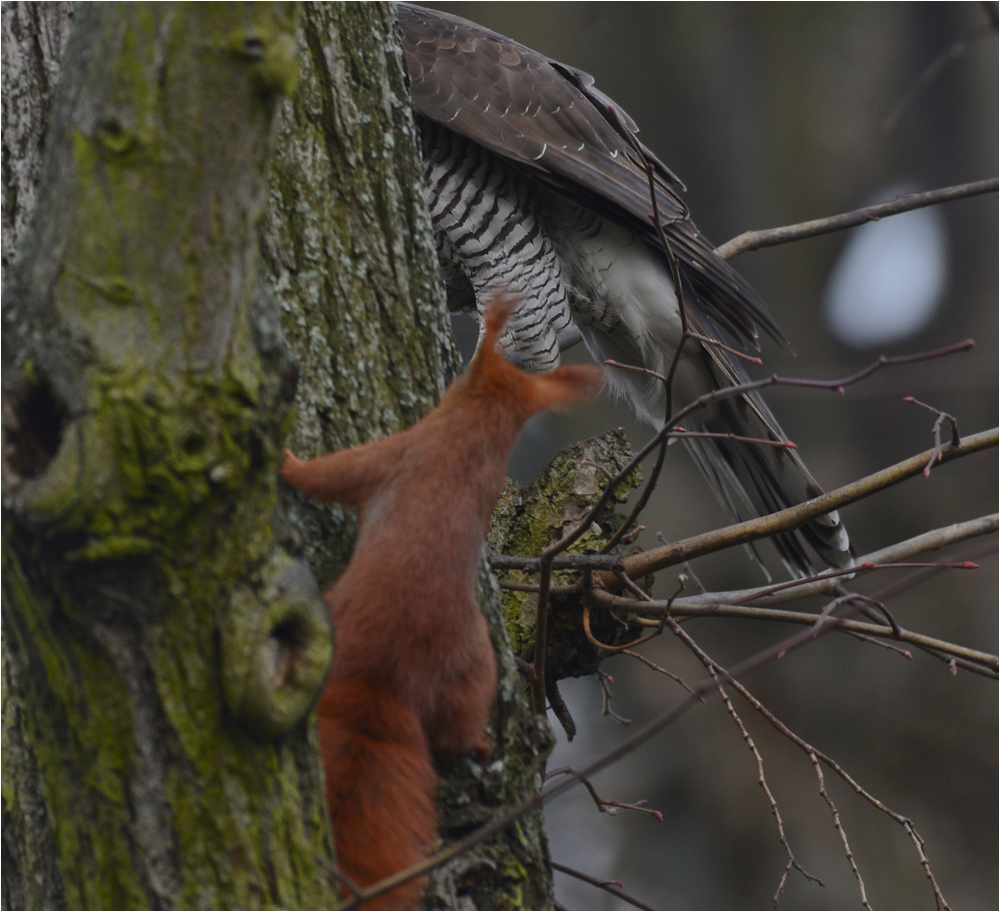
top-left (397, 2), bottom-right (782, 349)
top-left (397, 4), bottom-right (852, 573)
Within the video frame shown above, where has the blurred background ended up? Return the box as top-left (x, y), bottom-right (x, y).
top-left (421, 3), bottom-right (998, 908)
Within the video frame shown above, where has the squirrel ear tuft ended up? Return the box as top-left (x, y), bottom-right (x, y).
top-left (481, 292), bottom-right (520, 351)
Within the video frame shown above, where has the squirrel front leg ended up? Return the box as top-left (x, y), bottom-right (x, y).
top-left (282, 442), bottom-right (394, 508)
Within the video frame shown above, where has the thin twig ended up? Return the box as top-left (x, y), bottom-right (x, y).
top-left (609, 105), bottom-right (693, 419)
top-left (596, 668), bottom-right (631, 726)
top-left (314, 854), bottom-right (364, 906)
top-left (601, 432), bottom-right (667, 554)
top-left (623, 647), bottom-right (701, 697)
top-left (667, 618), bottom-right (824, 908)
top-left (881, 24), bottom-right (996, 134)
top-left (685, 330), bottom-right (764, 363)
top-left (551, 860), bottom-right (656, 911)
top-left (903, 820), bottom-right (952, 911)
top-left (871, 539), bottom-right (997, 605)
top-left (809, 753), bottom-right (871, 910)
top-left (598, 113), bottom-right (698, 551)
top-left (545, 767), bottom-right (663, 821)
top-left (670, 428), bottom-right (799, 448)
top-left (904, 396), bottom-right (962, 476)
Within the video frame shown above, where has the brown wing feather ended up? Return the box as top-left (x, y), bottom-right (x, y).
top-left (397, 2), bottom-right (781, 348)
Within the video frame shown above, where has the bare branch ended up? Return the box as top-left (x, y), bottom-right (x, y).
top-left (615, 427), bottom-right (997, 583)
top-left (655, 615), bottom-right (948, 909)
top-left (608, 566), bottom-right (931, 908)
top-left (492, 553), bottom-right (620, 571)
top-left (492, 481), bottom-right (996, 592)
top-left (904, 820), bottom-right (953, 911)
top-left (589, 588), bottom-right (998, 678)
top-left (600, 431), bottom-right (667, 554)
top-left (653, 515), bottom-right (998, 610)
top-left (716, 179), bottom-right (998, 259)
top-left (718, 671), bottom-right (952, 911)
top-left (871, 540), bottom-right (996, 606)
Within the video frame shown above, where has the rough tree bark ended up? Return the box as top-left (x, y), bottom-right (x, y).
top-left (262, 6), bottom-right (554, 909)
top-left (3, 3), bottom-right (553, 909)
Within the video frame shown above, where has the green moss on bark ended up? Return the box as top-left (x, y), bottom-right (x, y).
top-left (491, 430), bottom-right (642, 664)
top-left (3, 5), bottom-right (336, 908)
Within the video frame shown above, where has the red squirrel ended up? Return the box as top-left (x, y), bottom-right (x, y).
top-left (282, 293), bottom-right (601, 909)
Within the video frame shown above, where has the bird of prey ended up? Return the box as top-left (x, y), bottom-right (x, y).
top-left (396, 4), bottom-right (852, 575)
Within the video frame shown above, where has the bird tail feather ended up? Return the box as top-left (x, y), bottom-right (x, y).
top-left (683, 390), bottom-right (854, 577)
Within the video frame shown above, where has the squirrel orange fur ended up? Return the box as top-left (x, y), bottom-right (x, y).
top-left (282, 293), bottom-right (601, 909)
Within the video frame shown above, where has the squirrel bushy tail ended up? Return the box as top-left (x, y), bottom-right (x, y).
top-left (319, 678), bottom-right (437, 910)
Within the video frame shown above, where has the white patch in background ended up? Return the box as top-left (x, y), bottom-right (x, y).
top-left (823, 185), bottom-right (949, 349)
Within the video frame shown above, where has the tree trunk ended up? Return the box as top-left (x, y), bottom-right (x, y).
top-left (2, 3), bottom-right (553, 909)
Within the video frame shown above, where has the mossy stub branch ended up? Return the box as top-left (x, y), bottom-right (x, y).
top-left (491, 429), bottom-right (643, 677)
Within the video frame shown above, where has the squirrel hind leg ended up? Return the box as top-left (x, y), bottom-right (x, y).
top-left (424, 643), bottom-right (497, 764)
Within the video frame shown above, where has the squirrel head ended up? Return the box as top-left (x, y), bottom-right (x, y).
top-left (453, 292), bottom-right (604, 422)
